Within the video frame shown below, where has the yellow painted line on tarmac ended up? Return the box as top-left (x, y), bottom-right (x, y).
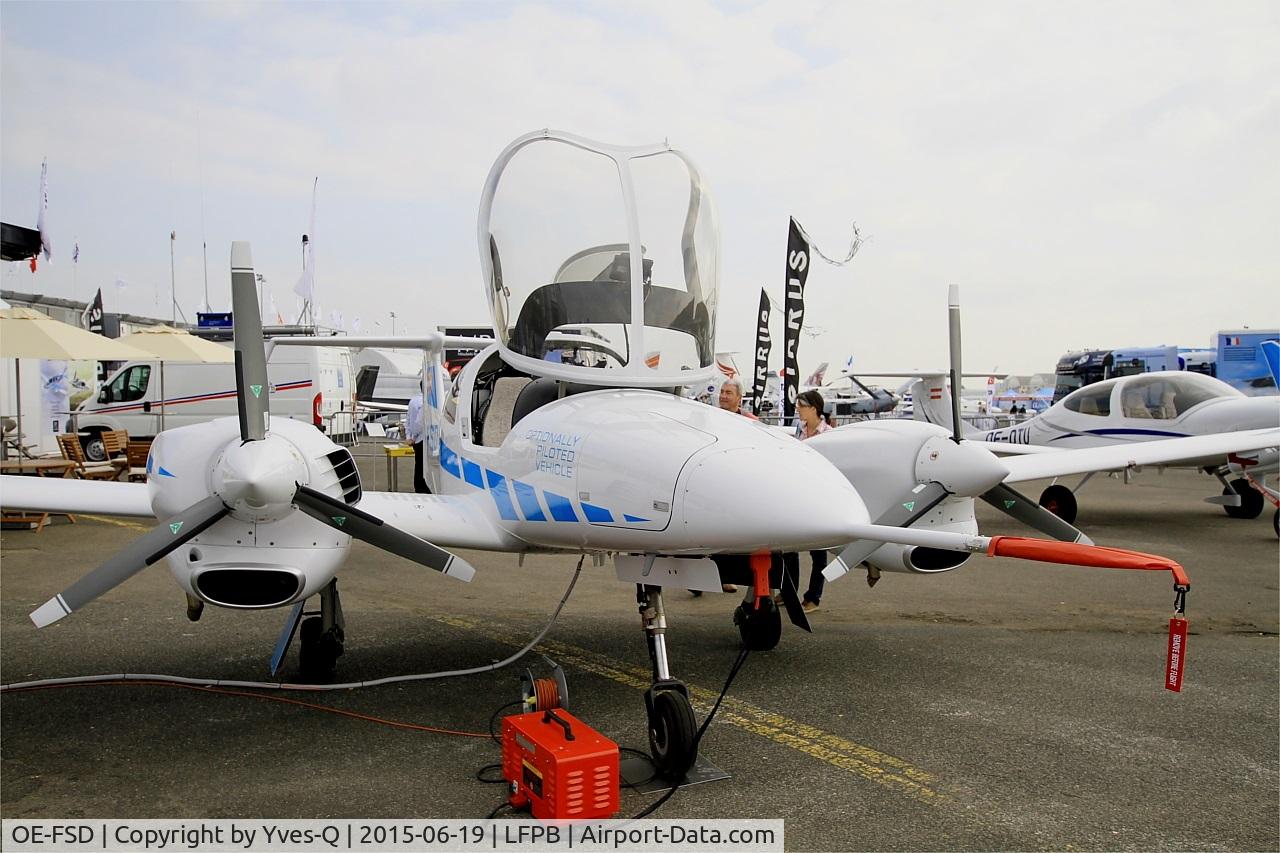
top-left (78, 515), bottom-right (150, 532)
top-left (430, 613), bottom-right (944, 804)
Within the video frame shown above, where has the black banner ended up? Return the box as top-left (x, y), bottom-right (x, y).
top-left (83, 287), bottom-right (104, 334)
top-left (751, 288), bottom-right (771, 415)
top-left (782, 217), bottom-right (809, 421)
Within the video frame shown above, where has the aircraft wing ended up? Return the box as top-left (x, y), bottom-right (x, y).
top-left (0, 476), bottom-right (522, 551)
top-left (969, 440), bottom-right (1061, 456)
top-left (355, 491), bottom-right (525, 551)
top-left (999, 428), bottom-right (1280, 483)
top-left (0, 475), bottom-right (154, 517)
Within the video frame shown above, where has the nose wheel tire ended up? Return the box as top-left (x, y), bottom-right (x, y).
top-left (734, 597), bottom-right (782, 651)
top-left (1038, 484), bottom-right (1078, 524)
top-left (1222, 479), bottom-right (1264, 519)
top-left (299, 616), bottom-right (344, 681)
top-left (647, 688), bottom-right (698, 780)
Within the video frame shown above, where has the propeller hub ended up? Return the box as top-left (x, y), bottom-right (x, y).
top-left (915, 435), bottom-right (1009, 496)
top-left (213, 436), bottom-right (308, 522)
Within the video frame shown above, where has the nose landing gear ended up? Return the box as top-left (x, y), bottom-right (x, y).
top-left (637, 584), bottom-right (698, 779)
top-left (300, 579), bottom-right (345, 681)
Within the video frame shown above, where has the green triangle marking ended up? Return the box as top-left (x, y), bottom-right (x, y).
top-left (902, 501), bottom-right (916, 511)
top-left (169, 521), bottom-right (184, 535)
top-left (250, 384), bottom-right (263, 398)
top-left (332, 516), bottom-right (346, 527)
top-left (1004, 500), bottom-right (1016, 509)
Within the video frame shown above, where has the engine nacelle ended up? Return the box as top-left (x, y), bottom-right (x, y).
top-left (147, 415), bottom-right (362, 609)
top-left (864, 543), bottom-right (971, 574)
top-left (863, 496), bottom-right (979, 575)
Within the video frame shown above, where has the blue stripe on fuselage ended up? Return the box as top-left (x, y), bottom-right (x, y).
top-left (581, 503), bottom-right (613, 523)
top-left (512, 481), bottom-right (547, 521)
top-left (439, 440), bottom-right (461, 478)
top-left (485, 470), bottom-right (519, 521)
top-left (544, 491), bottom-right (579, 522)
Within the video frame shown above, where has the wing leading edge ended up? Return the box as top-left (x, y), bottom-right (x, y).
top-left (999, 428), bottom-right (1280, 483)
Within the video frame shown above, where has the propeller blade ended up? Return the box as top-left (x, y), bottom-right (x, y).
top-left (947, 284), bottom-right (963, 443)
top-left (836, 481), bottom-right (951, 569)
top-left (292, 485), bottom-right (476, 581)
top-left (777, 558), bottom-right (812, 633)
top-left (30, 495), bottom-right (229, 627)
top-left (230, 241), bottom-right (269, 442)
top-left (845, 372), bottom-right (875, 397)
top-left (980, 482), bottom-right (1093, 544)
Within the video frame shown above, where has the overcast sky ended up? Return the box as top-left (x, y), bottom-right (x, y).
top-left (2, 1), bottom-right (1276, 382)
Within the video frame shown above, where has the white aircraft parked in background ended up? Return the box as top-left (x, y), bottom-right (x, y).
top-left (3, 132), bottom-right (1260, 780)
top-left (908, 290), bottom-right (1280, 534)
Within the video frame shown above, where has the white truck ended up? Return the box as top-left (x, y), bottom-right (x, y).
top-left (72, 344), bottom-right (355, 460)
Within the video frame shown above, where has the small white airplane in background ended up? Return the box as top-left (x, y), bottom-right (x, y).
top-left (2, 132), bottom-right (1261, 781)
top-left (906, 290), bottom-right (1280, 534)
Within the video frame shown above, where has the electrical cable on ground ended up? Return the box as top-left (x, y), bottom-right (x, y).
top-left (489, 699), bottom-right (523, 743)
top-left (2, 679), bottom-right (492, 737)
top-left (0, 557), bottom-right (584, 695)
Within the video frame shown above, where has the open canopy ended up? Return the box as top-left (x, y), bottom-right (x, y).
top-left (478, 130), bottom-right (719, 388)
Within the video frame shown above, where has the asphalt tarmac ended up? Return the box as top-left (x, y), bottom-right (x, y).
top-left (2, 458), bottom-right (1277, 851)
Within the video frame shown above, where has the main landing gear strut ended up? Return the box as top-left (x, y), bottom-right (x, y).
top-left (636, 584), bottom-right (698, 780)
top-left (300, 579), bottom-right (346, 681)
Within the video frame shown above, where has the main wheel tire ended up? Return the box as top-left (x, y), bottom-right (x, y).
top-left (1038, 484), bottom-right (1078, 524)
top-left (83, 433), bottom-right (107, 462)
top-left (299, 616), bottom-right (340, 681)
top-left (1273, 509), bottom-right (1278, 538)
top-left (648, 690), bottom-right (698, 780)
top-left (734, 597), bottom-right (783, 652)
top-left (1222, 479), bottom-right (1264, 519)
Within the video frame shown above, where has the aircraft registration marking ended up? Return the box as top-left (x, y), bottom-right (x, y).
top-left (431, 613), bottom-right (944, 803)
top-left (984, 427), bottom-right (1031, 444)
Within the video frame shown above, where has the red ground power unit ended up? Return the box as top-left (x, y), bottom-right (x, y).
top-left (502, 708), bottom-right (619, 820)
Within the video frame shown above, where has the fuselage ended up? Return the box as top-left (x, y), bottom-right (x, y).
top-left (426, 349), bottom-right (868, 555)
top-left (979, 373), bottom-right (1279, 468)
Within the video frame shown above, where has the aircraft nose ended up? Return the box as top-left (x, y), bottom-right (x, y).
top-left (678, 443), bottom-right (868, 552)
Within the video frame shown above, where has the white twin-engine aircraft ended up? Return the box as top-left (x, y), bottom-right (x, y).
top-left (2, 131), bottom-right (1268, 779)
top-left (905, 307), bottom-right (1280, 532)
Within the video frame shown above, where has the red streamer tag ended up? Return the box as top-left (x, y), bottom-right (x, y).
top-left (1166, 616), bottom-right (1188, 692)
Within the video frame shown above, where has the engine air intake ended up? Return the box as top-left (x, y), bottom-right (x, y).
top-left (909, 547), bottom-right (970, 572)
top-left (194, 569), bottom-right (302, 607)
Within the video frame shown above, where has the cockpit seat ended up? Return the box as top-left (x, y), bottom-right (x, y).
top-left (511, 376), bottom-right (560, 426)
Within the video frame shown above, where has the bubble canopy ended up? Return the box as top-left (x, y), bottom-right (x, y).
top-left (478, 130), bottom-right (719, 388)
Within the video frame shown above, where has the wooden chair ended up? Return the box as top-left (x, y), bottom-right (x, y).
top-left (57, 434), bottom-right (122, 481)
top-left (125, 439), bottom-right (152, 482)
top-left (100, 429), bottom-right (131, 479)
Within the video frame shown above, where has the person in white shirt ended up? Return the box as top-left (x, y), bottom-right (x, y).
top-left (405, 391), bottom-right (430, 494)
